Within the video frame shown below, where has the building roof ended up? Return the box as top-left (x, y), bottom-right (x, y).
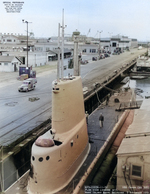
top-left (0, 56), bottom-right (16, 62)
top-left (125, 99), bottom-right (150, 137)
top-left (116, 136), bottom-right (150, 155)
top-left (125, 109), bottom-right (150, 137)
top-left (117, 99), bottom-right (150, 155)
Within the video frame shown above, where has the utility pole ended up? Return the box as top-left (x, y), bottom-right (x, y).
top-left (22, 20), bottom-right (32, 67)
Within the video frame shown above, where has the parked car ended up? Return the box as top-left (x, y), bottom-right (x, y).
top-left (99, 54), bottom-right (105, 59)
top-left (104, 53), bottom-right (110, 57)
top-left (92, 57), bottom-right (97, 61)
top-left (81, 60), bottom-right (88, 64)
top-left (107, 51), bottom-right (111, 54)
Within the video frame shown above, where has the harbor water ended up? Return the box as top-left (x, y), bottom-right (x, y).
top-left (125, 77), bottom-right (150, 100)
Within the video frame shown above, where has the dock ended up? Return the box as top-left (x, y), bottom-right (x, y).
top-left (4, 87), bottom-right (139, 194)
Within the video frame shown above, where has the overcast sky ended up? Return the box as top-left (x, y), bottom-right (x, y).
top-left (0, 0), bottom-right (150, 41)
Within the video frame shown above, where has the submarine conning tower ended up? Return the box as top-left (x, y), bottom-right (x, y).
top-left (51, 29), bottom-right (83, 134)
top-left (52, 76), bottom-right (85, 134)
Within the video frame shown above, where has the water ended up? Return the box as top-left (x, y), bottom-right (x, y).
top-left (124, 77), bottom-right (150, 100)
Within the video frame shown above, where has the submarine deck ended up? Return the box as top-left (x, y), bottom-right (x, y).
top-left (59, 88), bottom-right (135, 194)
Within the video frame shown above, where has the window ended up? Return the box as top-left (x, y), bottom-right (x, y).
top-left (112, 42), bottom-right (117, 47)
top-left (132, 165), bottom-right (141, 177)
top-left (131, 164), bottom-right (143, 180)
top-left (70, 140), bottom-right (73, 147)
top-left (4, 63), bottom-right (8, 65)
top-left (46, 156), bottom-right (50, 160)
top-left (90, 49), bottom-right (96, 53)
top-left (39, 157), bottom-right (43, 162)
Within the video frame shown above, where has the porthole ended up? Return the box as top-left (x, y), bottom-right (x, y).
top-left (77, 135), bottom-right (79, 139)
top-left (46, 156), bottom-right (50, 160)
top-left (39, 157), bottom-right (43, 162)
top-left (71, 140), bottom-right (73, 147)
top-left (32, 156), bottom-right (35, 161)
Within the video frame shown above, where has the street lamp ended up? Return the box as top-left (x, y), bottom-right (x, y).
top-left (108, 32), bottom-right (113, 53)
top-left (117, 33), bottom-right (121, 48)
top-left (22, 19), bottom-right (31, 67)
top-left (98, 30), bottom-right (103, 55)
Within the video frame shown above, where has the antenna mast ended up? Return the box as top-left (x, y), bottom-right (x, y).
top-left (57, 23), bottom-right (60, 81)
top-left (61, 9), bottom-right (64, 80)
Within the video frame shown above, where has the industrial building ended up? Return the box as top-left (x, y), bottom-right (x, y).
top-left (0, 33), bottom-right (138, 72)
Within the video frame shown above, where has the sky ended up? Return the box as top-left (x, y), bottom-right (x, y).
top-left (0, 0), bottom-right (150, 41)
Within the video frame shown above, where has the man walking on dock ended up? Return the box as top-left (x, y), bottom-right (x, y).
top-left (99, 113), bottom-right (104, 128)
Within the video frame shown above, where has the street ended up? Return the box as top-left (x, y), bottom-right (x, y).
top-left (0, 48), bottom-right (146, 146)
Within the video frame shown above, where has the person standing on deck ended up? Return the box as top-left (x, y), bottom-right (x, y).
top-left (99, 113), bottom-right (104, 128)
top-left (85, 111), bottom-right (89, 125)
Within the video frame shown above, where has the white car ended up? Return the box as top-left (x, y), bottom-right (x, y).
top-left (18, 78), bottom-right (37, 92)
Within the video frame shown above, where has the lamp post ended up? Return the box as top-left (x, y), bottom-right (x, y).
top-left (117, 33), bottom-right (121, 48)
top-left (22, 19), bottom-right (31, 67)
top-left (98, 30), bottom-right (103, 55)
top-left (108, 32), bottom-right (113, 53)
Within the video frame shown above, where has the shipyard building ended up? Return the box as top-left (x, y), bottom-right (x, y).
top-left (0, 33), bottom-right (138, 72)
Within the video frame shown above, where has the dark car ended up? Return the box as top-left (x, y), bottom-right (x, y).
top-left (107, 51), bottom-right (111, 54)
top-left (104, 53), bottom-right (110, 57)
top-left (92, 57), bottom-right (97, 61)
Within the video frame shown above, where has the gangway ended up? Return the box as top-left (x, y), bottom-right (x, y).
top-left (115, 100), bottom-right (143, 111)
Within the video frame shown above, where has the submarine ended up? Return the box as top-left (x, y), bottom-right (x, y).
top-left (27, 14), bottom-right (90, 194)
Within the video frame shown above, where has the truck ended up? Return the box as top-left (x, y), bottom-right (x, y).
top-left (18, 78), bottom-right (37, 92)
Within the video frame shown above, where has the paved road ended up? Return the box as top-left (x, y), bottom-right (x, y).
top-left (0, 48), bottom-right (146, 146)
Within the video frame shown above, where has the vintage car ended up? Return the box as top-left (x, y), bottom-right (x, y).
top-left (18, 78), bottom-right (37, 92)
